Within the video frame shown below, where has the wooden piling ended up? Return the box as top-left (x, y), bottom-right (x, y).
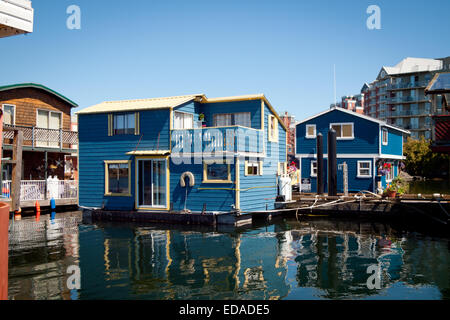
top-left (11, 130), bottom-right (23, 213)
top-left (0, 202), bottom-right (9, 300)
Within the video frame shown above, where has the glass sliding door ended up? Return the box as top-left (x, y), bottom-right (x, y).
top-left (137, 158), bottom-right (167, 209)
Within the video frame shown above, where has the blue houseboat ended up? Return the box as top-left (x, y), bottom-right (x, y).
top-left (77, 94), bottom-right (287, 215)
top-left (295, 107), bottom-right (410, 194)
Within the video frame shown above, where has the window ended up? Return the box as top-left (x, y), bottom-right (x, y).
top-left (234, 112), bottom-right (251, 127)
top-left (245, 160), bottom-right (262, 176)
top-left (330, 123), bottom-right (354, 139)
top-left (105, 160), bottom-right (131, 196)
top-left (203, 161), bottom-right (232, 183)
top-left (306, 124), bottom-right (316, 139)
top-left (382, 128), bottom-right (388, 145)
top-left (174, 111), bottom-right (194, 129)
top-left (268, 115), bottom-right (279, 142)
top-left (113, 113), bottom-right (136, 135)
top-left (311, 160), bottom-right (317, 177)
top-left (357, 161), bottom-right (372, 178)
top-left (2, 104), bottom-right (15, 125)
top-left (213, 112), bottom-right (251, 127)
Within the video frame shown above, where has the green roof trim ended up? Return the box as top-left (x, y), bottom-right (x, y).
top-left (0, 83), bottom-right (78, 107)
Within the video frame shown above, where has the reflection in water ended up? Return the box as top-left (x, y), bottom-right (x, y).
top-left (8, 213), bottom-right (450, 300)
top-left (8, 212), bottom-right (82, 300)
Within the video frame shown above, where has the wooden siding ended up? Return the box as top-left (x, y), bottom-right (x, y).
top-left (301, 157), bottom-right (374, 193)
top-left (78, 109), bottom-right (170, 210)
top-left (239, 103), bottom-right (286, 212)
top-left (0, 87), bottom-right (72, 130)
top-left (169, 159), bottom-right (235, 212)
top-left (381, 127), bottom-right (404, 156)
top-left (296, 109), bottom-right (380, 155)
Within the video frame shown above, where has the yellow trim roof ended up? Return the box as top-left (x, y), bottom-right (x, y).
top-left (126, 150), bottom-right (171, 156)
top-left (77, 94), bottom-right (205, 114)
top-left (77, 93), bottom-right (287, 131)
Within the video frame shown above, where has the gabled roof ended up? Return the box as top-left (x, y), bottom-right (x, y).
top-left (77, 93), bottom-right (288, 131)
top-left (0, 83), bottom-right (78, 107)
top-left (297, 107), bottom-right (411, 135)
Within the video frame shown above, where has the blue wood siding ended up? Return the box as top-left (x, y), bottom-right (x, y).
top-left (169, 159), bottom-right (235, 212)
top-left (79, 109), bottom-right (170, 210)
top-left (173, 101), bottom-right (202, 125)
top-left (296, 109), bottom-right (379, 155)
top-left (300, 157), bottom-right (374, 193)
top-left (381, 127), bottom-right (403, 156)
top-left (239, 158), bottom-right (278, 212)
top-left (201, 100), bottom-right (262, 129)
top-left (78, 113), bottom-right (135, 210)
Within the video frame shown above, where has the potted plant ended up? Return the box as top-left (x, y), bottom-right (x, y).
top-left (383, 176), bottom-right (406, 198)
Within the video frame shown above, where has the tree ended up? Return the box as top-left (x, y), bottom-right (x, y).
top-left (403, 137), bottom-right (449, 178)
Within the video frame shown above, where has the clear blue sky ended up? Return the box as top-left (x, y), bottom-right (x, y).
top-left (1, 0), bottom-right (449, 120)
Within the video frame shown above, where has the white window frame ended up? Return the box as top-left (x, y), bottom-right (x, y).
top-left (329, 122), bottom-right (354, 140)
top-left (2, 104), bottom-right (16, 125)
top-left (305, 124), bottom-right (316, 139)
top-left (357, 161), bottom-right (372, 178)
top-left (245, 160), bottom-right (263, 176)
top-left (310, 160), bottom-right (317, 177)
top-left (173, 111), bottom-right (194, 130)
top-left (382, 128), bottom-right (388, 146)
top-left (385, 162), bottom-right (395, 182)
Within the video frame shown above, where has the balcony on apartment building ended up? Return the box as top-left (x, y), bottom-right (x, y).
top-left (2, 124), bottom-right (78, 152)
top-left (387, 80), bottom-right (430, 91)
top-left (388, 96), bottom-right (431, 104)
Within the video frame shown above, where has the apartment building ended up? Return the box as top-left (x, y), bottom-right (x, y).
top-left (361, 57), bottom-right (448, 140)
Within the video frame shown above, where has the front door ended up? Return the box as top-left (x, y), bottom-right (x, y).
top-left (137, 159), bottom-right (167, 209)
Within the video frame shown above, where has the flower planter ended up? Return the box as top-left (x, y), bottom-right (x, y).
top-left (386, 190), bottom-right (397, 198)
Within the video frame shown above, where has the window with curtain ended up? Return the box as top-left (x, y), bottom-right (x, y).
top-left (2, 104), bottom-right (15, 125)
top-left (174, 111), bottom-right (194, 129)
top-left (213, 112), bottom-right (251, 127)
top-left (213, 114), bottom-right (233, 127)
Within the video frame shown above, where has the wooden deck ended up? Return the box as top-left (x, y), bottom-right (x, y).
top-left (2, 198), bottom-right (78, 212)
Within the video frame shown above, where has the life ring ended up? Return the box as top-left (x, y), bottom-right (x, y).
top-left (180, 172), bottom-right (195, 187)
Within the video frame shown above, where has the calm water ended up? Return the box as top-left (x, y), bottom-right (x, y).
top-left (408, 180), bottom-right (450, 195)
top-left (7, 212), bottom-right (450, 300)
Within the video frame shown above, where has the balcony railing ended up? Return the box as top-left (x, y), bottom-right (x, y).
top-left (2, 180), bottom-right (78, 201)
top-left (3, 124), bottom-right (78, 150)
top-left (171, 126), bottom-right (264, 155)
top-left (388, 96), bottom-right (431, 104)
top-left (387, 81), bottom-right (430, 90)
top-left (388, 109), bottom-right (432, 117)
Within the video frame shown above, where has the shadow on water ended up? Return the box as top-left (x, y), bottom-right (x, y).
top-left (7, 211), bottom-right (450, 300)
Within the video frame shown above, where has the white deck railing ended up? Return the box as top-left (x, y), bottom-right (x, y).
top-left (2, 180), bottom-right (78, 201)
